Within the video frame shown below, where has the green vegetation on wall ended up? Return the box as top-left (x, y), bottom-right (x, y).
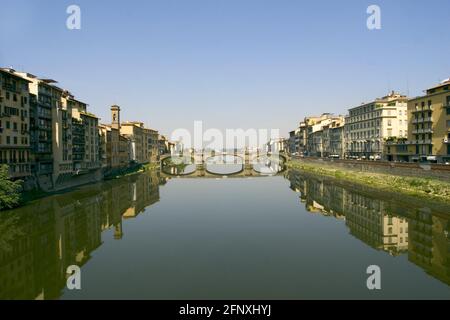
top-left (0, 165), bottom-right (22, 211)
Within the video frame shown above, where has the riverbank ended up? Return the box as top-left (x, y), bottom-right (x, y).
top-left (14, 163), bottom-right (159, 210)
top-left (287, 159), bottom-right (450, 203)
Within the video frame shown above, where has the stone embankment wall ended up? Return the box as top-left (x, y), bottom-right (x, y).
top-left (52, 169), bottom-right (104, 191)
top-left (292, 157), bottom-right (450, 183)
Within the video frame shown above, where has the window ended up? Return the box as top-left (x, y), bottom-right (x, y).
top-left (13, 122), bottom-right (17, 131)
top-left (6, 121), bottom-right (10, 129)
top-left (387, 120), bottom-right (392, 126)
top-left (13, 137), bottom-right (17, 144)
top-left (6, 136), bottom-right (10, 144)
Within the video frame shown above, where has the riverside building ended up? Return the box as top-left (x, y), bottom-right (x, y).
top-left (345, 91), bottom-right (408, 160)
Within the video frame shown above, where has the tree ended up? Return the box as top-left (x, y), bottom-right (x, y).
top-left (0, 164), bottom-right (22, 210)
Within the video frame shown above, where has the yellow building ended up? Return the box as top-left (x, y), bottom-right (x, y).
top-left (52, 90), bottom-right (75, 184)
top-left (407, 79), bottom-right (450, 163)
top-left (119, 134), bottom-right (130, 167)
top-left (120, 122), bottom-right (149, 164)
top-left (385, 80), bottom-right (450, 163)
top-left (100, 105), bottom-right (133, 171)
top-left (0, 68), bottom-right (31, 179)
top-left (71, 99), bottom-right (101, 172)
top-left (146, 128), bottom-right (159, 163)
top-left (305, 114), bottom-right (345, 158)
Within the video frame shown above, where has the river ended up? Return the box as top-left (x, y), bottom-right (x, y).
top-left (0, 168), bottom-right (449, 299)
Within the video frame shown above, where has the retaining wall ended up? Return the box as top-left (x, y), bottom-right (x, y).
top-left (291, 157), bottom-right (450, 182)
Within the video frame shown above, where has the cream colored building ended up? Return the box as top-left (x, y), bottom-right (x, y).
top-left (345, 91), bottom-right (408, 160)
top-left (146, 128), bottom-right (159, 163)
top-left (306, 114), bottom-right (345, 157)
top-left (120, 122), bottom-right (149, 164)
top-left (51, 90), bottom-right (75, 184)
top-left (71, 99), bottom-right (100, 172)
top-left (293, 114), bottom-right (334, 156)
top-left (322, 117), bottom-right (346, 158)
top-left (0, 68), bottom-right (31, 179)
top-left (14, 71), bottom-right (64, 189)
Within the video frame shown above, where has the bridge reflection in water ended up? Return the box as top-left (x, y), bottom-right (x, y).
top-left (0, 169), bottom-right (449, 299)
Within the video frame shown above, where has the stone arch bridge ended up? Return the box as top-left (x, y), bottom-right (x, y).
top-left (160, 150), bottom-right (289, 178)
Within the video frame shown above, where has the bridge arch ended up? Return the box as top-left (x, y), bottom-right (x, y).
top-left (204, 154), bottom-right (245, 176)
top-left (161, 155), bottom-right (197, 176)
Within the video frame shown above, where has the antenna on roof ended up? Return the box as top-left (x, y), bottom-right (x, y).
top-left (387, 77), bottom-right (391, 94)
top-left (406, 78), bottom-right (410, 97)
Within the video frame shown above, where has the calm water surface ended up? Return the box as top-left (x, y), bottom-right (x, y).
top-left (1, 169), bottom-right (449, 300)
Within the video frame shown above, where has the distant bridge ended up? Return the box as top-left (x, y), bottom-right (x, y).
top-left (160, 150), bottom-right (288, 178)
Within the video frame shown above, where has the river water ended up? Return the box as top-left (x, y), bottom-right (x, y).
top-left (0, 169), bottom-right (449, 300)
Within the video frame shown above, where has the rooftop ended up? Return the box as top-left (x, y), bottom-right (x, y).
top-left (425, 78), bottom-right (450, 92)
top-left (0, 67), bottom-right (32, 83)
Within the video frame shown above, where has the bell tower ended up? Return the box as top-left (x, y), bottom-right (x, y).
top-left (111, 105), bottom-right (121, 130)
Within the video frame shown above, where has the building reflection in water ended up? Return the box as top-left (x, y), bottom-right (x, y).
top-left (0, 171), bottom-right (165, 300)
top-left (286, 170), bottom-right (450, 286)
top-left (1, 169), bottom-right (449, 299)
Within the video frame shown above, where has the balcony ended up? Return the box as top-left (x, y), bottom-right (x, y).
top-left (2, 83), bottom-right (17, 92)
top-left (37, 149), bottom-right (52, 155)
top-left (412, 128), bottom-right (433, 134)
top-left (405, 140), bottom-right (432, 145)
top-left (36, 154), bottom-right (53, 162)
top-left (8, 165), bottom-right (31, 179)
top-left (412, 117), bottom-right (433, 124)
top-left (38, 167), bottom-right (53, 175)
top-left (38, 112), bottom-right (52, 119)
top-left (412, 105), bottom-right (433, 113)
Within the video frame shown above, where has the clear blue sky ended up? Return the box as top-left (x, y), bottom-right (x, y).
top-left (1, 0), bottom-right (449, 137)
